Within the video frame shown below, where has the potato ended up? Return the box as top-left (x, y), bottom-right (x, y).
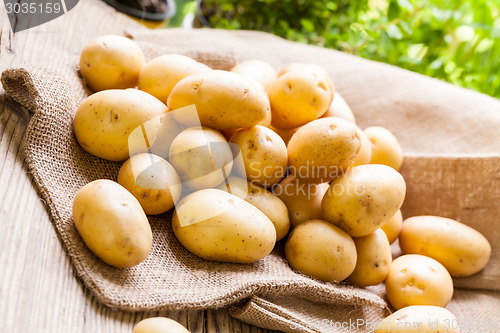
top-left (269, 125), bottom-right (299, 146)
top-left (385, 254), bottom-right (453, 310)
top-left (268, 71), bottom-right (333, 129)
top-left (172, 189), bottom-right (276, 264)
top-left (230, 125), bottom-right (287, 187)
top-left (351, 128), bottom-right (372, 167)
top-left (321, 93), bottom-right (356, 124)
top-left (285, 219), bottom-right (357, 282)
top-left (287, 117), bottom-right (362, 183)
top-left (216, 177), bottom-right (290, 241)
top-left (273, 175), bottom-right (329, 228)
top-left (133, 317), bottom-right (190, 333)
top-left (348, 229), bottom-right (392, 287)
top-left (168, 127), bottom-right (233, 190)
top-left (231, 60), bottom-right (277, 89)
top-left (79, 35), bottom-right (144, 92)
top-left (364, 126), bottom-right (403, 171)
top-left (374, 306), bottom-right (460, 333)
top-left (278, 63), bottom-right (335, 94)
top-left (381, 210), bottom-right (403, 244)
top-left (322, 164), bottom-right (406, 237)
top-left (399, 215), bottom-right (491, 277)
top-left (138, 54), bottom-right (211, 104)
top-left (72, 180), bottom-right (152, 268)
top-left (117, 153), bottom-right (182, 215)
top-left (74, 89), bottom-right (167, 161)
top-left (167, 70), bottom-right (271, 130)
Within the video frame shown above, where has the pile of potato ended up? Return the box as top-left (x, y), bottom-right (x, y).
top-left (73, 35), bottom-right (492, 332)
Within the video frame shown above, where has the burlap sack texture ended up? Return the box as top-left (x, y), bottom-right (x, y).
top-left (2, 26), bottom-right (500, 333)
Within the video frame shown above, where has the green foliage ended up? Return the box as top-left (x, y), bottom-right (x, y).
top-left (201, 0), bottom-right (500, 98)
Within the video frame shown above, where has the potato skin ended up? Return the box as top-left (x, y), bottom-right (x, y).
top-left (138, 54), bottom-right (211, 103)
top-left (168, 127), bottom-right (233, 190)
top-left (381, 210), bottom-right (403, 244)
top-left (72, 180), bottom-right (152, 268)
top-left (364, 126), bottom-right (403, 171)
top-left (385, 254), bottom-right (453, 310)
top-left (374, 306), bottom-right (460, 333)
top-left (268, 71), bottom-right (333, 129)
top-left (216, 177), bottom-right (290, 241)
top-left (287, 117), bottom-right (362, 183)
top-left (348, 229), bottom-right (392, 287)
top-left (133, 317), bottom-right (190, 333)
top-left (117, 153), bottom-right (182, 215)
top-left (79, 35), bottom-right (144, 92)
top-left (351, 128), bottom-right (372, 167)
top-left (230, 125), bottom-right (287, 187)
top-left (167, 70), bottom-right (271, 130)
top-left (273, 175), bottom-right (329, 229)
top-left (231, 60), bottom-right (277, 89)
top-left (74, 89), bottom-right (167, 161)
top-left (285, 219), bottom-right (357, 282)
top-left (321, 93), bottom-right (356, 124)
top-left (322, 164), bottom-right (406, 237)
top-left (172, 189), bottom-right (276, 264)
top-left (399, 215), bottom-right (491, 277)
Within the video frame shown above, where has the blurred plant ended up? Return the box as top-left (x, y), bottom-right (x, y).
top-left (200, 0), bottom-right (500, 98)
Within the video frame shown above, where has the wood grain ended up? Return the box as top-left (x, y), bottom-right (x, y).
top-left (0, 2), bottom-right (276, 332)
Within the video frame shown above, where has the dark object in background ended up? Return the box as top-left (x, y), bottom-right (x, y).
top-left (103, 0), bottom-right (176, 21)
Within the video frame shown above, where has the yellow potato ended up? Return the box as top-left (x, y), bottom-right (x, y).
top-left (272, 175), bottom-right (329, 229)
top-left (278, 63), bottom-right (335, 94)
top-left (399, 215), bottom-right (491, 277)
top-left (230, 125), bottom-right (287, 187)
top-left (74, 89), bottom-right (167, 161)
top-left (321, 93), bottom-right (356, 124)
top-left (322, 164), bottom-right (406, 237)
top-left (385, 254), bottom-right (453, 310)
top-left (79, 35), bottom-right (144, 92)
top-left (133, 317), bottom-right (190, 333)
top-left (72, 180), bottom-right (152, 268)
top-left (351, 127), bottom-right (372, 167)
top-left (117, 153), bottom-right (182, 215)
top-left (172, 189), bottom-right (276, 264)
top-left (268, 71), bottom-right (333, 129)
top-left (167, 70), bottom-right (271, 130)
top-left (381, 210), bottom-right (403, 244)
top-left (269, 124), bottom-right (299, 146)
top-left (138, 54), bottom-right (211, 104)
top-left (217, 177), bottom-right (290, 241)
top-left (364, 126), bottom-right (404, 171)
top-left (285, 219), bottom-right (357, 282)
top-left (168, 127), bottom-right (233, 190)
top-left (374, 306), bottom-right (460, 333)
top-left (231, 60), bottom-right (277, 89)
top-left (287, 117), bottom-right (362, 183)
top-left (348, 229), bottom-right (392, 287)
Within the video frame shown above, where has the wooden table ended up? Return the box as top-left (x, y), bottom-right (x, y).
top-left (0, 2), bottom-right (275, 332)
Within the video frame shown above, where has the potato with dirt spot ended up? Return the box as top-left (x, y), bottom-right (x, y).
top-left (79, 35), bottom-right (145, 92)
top-left (167, 70), bottom-right (271, 130)
top-left (287, 117), bottom-right (362, 183)
top-left (230, 125), bottom-right (287, 187)
top-left (348, 229), bottom-right (392, 286)
top-left (381, 210), bottom-right (403, 244)
top-left (285, 219), bottom-right (357, 282)
top-left (172, 189), bottom-right (276, 264)
top-left (216, 177), bottom-right (290, 241)
top-left (72, 179), bottom-right (152, 268)
top-left (399, 215), bottom-right (491, 277)
top-left (138, 54), bottom-right (211, 103)
top-left (231, 60), bottom-right (277, 89)
top-left (385, 254), bottom-right (454, 310)
top-left (322, 164), bottom-right (406, 237)
top-left (273, 175), bottom-right (329, 229)
top-left (117, 153), bottom-right (182, 215)
top-left (74, 89), bottom-right (167, 161)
